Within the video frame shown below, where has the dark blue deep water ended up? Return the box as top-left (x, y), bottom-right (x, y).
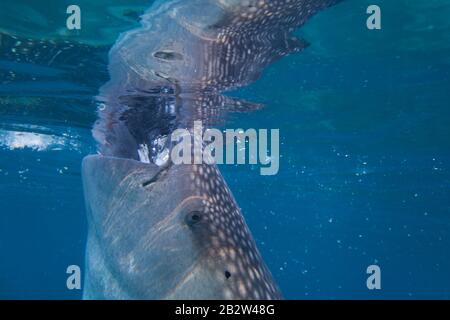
top-left (1, 0), bottom-right (449, 299)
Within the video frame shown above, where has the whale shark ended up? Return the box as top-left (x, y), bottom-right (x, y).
top-left (82, 156), bottom-right (283, 299)
top-left (82, 0), bottom-right (342, 299)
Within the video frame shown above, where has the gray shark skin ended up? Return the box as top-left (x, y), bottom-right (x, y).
top-left (82, 0), bottom-right (342, 299)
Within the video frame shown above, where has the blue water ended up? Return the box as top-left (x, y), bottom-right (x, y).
top-left (1, 0), bottom-right (450, 299)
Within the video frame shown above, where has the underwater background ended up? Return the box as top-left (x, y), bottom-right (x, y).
top-left (1, 0), bottom-right (449, 299)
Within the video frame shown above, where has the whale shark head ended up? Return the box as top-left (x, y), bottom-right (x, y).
top-left (82, 0), bottom-right (344, 300)
top-left (82, 155), bottom-right (281, 299)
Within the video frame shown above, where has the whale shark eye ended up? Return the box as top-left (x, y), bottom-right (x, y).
top-left (186, 211), bottom-right (203, 226)
top-left (153, 50), bottom-right (183, 61)
top-left (224, 270), bottom-right (231, 279)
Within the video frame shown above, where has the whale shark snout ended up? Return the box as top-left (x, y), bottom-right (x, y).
top-left (82, 155), bottom-right (282, 299)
